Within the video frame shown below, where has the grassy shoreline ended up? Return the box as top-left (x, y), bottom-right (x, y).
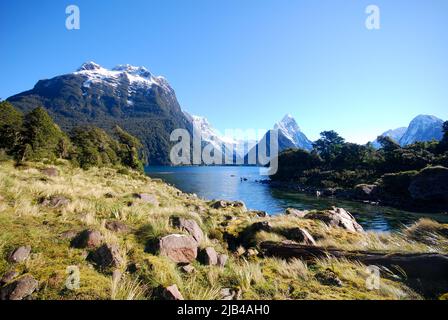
top-left (1, 160), bottom-right (447, 300)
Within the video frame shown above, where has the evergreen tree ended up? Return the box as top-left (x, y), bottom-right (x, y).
top-left (312, 130), bottom-right (345, 165)
top-left (114, 125), bottom-right (145, 171)
top-left (20, 107), bottom-right (69, 161)
top-left (71, 126), bottom-right (121, 169)
top-left (0, 101), bottom-right (23, 154)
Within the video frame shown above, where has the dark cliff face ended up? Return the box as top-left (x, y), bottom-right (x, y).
top-left (8, 64), bottom-right (192, 165)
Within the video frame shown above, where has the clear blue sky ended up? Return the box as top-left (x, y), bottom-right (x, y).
top-left (1, 0), bottom-right (447, 143)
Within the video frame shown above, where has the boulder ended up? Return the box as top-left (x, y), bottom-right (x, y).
top-left (285, 208), bottom-right (308, 218)
top-left (181, 265), bottom-right (195, 274)
top-left (89, 244), bottom-right (123, 269)
top-left (0, 271), bottom-right (19, 286)
top-left (250, 221), bottom-right (273, 233)
top-left (354, 184), bottom-right (378, 200)
top-left (133, 193), bottom-right (159, 206)
top-left (40, 168), bottom-right (59, 177)
top-left (60, 230), bottom-right (78, 240)
top-left (199, 247), bottom-right (218, 266)
top-left (170, 217), bottom-right (204, 244)
top-left (305, 207), bottom-right (364, 232)
top-left (409, 166), bottom-right (448, 202)
top-left (40, 195), bottom-right (70, 208)
top-left (8, 246), bottom-right (31, 263)
top-left (221, 288), bottom-right (242, 300)
top-left (315, 269), bottom-right (343, 287)
top-left (161, 284), bottom-right (184, 300)
top-left (285, 228), bottom-right (316, 245)
top-left (159, 234), bottom-right (198, 264)
top-left (104, 192), bottom-right (115, 199)
top-left (0, 275), bottom-right (38, 300)
top-left (105, 221), bottom-right (131, 233)
top-left (251, 210), bottom-right (268, 218)
top-left (211, 200), bottom-right (228, 209)
top-left (71, 229), bottom-right (103, 249)
top-left (217, 254), bottom-right (228, 268)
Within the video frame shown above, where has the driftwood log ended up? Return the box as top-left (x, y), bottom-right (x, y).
top-left (260, 241), bottom-right (448, 297)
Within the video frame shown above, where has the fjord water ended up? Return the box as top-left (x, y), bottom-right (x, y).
top-left (146, 166), bottom-right (448, 232)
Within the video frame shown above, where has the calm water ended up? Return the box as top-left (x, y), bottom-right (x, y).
top-left (145, 166), bottom-right (448, 232)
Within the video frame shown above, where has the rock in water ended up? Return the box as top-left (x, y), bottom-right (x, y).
top-left (170, 216), bottom-right (204, 244)
top-left (0, 275), bottom-right (38, 300)
top-left (305, 207), bottom-right (364, 232)
top-left (158, 234), bottom-right (198, 264)
top-left (8, 246), bottom-right (31, 263)
top-left (409, 166), bottom-right (448, 202)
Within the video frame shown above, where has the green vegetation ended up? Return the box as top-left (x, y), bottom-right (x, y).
top-left (1, 160), bottom-right (446, 300)
top-left (0, 102), bottom-right (145, 172)
top-left (272, 124), bottom-right (448, 209)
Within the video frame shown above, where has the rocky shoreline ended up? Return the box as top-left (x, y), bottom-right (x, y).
top-left (261, 166), bottom-right (448, 214)
top-left (1, 161), bottom-right (448, 300)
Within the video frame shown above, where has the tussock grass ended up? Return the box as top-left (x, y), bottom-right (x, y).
top-left (0, 160), bottom-right (443, 300)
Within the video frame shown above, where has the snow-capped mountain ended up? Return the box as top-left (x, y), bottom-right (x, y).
top-left (8, 61), bottom-right (191, 164)
top-left (399, 115), bottom-right (444, 146)
top-left (184, 112), bottom-right (255, 161)
top-left (372, 115), bottom-right (445, 148)
top-left (372, 127), bottom-right (407, 149)
top-left (274, 114), bottom-right (313, 151)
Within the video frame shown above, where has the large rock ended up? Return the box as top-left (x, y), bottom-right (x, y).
top-left (199, 247), bottom-right (218, 266)
top-left (161, 284), bottom-right (184, 300)
top-left (409, 166), bottom-right (448, 202)
top-left (305, 207), bottom-right (364, 232)
top-left (211, 200), bottom-right (246, 210)
top-left (159, 234), bottom-right (198, 264)
top-left (40, 167), bottom-right (59, 177)
top-left (0, 271), bottom-right (19, 286)
top-left (285, 208), bottom-right (308, 218)
top-left (8, 246), bottom-right (31, 263)
top-left (285, 228), bottom-right (316, 245)
top-left (71, 229), bottom-right (103, 249)
top-left (170, 217), bottom-right (204, 244)
top-left (217, 254), bottom-right (228, 268)
top-left (105, 221), bottom-right (130, 233)
top-left (89, 244), bottom-right (124, 269)
top-left (133, 193), bottom-right (159, 206)
top-left (0, 275), bottom-right (38, 300)
top-left (40, 195), bottom-right (70, 208)
top-left (353, 184), bottom-right (379, 200)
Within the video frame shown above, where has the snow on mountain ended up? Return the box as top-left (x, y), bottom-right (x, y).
top-left (399, 115), bottom-right (444, 146)
top-left (74, 61), bottom-right (172, 95)
top-left (372, 127), bottom-right (407, 149)
top-left (184, 113), bottom-right (255, 161)
top-left (273, 114), bottom-right (313, 151)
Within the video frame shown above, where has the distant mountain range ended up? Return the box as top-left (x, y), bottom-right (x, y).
top-left (6, 61), bottom-right (446, 164)
top-left (372, 115), bottom-right (445, 148)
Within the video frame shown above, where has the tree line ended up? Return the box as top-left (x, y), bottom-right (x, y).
top-left (0, 101), bottom-right (145, 171)
top-left (272, 126), bottom-right (448, 189)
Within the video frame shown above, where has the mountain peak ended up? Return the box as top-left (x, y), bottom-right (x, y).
top-left (112, 64), bottom-right (152, 79)
top-left (77, 61), bottom-right (102, 71)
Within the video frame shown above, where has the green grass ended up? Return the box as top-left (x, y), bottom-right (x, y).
top-left (0, 160), bottom-right (446, 300)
